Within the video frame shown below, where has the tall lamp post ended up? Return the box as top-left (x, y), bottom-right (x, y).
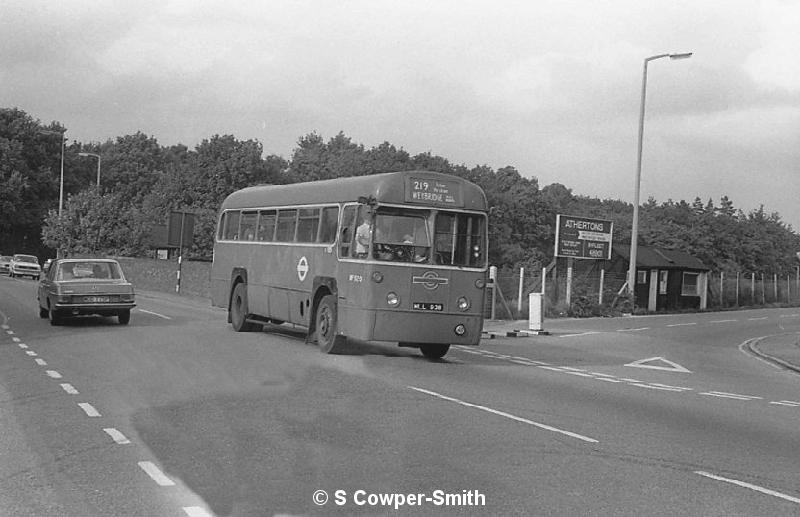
top-left (78, 152), bottom-right (101, 187)
top-left (627, 52), bottom-right (692, 297)
top-left (39, 129), bottom-right (67, 216)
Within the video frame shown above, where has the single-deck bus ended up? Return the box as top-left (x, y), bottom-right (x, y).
top-left (210, 170), bottom-right (488, 359)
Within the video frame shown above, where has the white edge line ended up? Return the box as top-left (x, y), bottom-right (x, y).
top-left (103, 428), bottom-right (131, 445)
top-left (183, 507), bottom-right (214, 517)
top-left (667, 322), bottom-right (697, 327)
top-left (137, 309), bottom-right (172, 320)
top-left (138, 461), bottom-right (176, 486)
top-left (559, 331), bottom-right (600, 338)
top-left (695, 471), bottom-right (800, 504)
top-left (408, 386), bottom-right (598, 443)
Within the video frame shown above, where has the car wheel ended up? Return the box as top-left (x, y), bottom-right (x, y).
top-left (48, 304), bottom-right (63, 326)
top-left (315, 294), bottom-right (346, 354)
top-left (118, 310), bottom-right (131, 325)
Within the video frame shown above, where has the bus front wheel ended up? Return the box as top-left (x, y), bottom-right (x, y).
top-left (230, 283), bottom-right (260, 332)
top-left (420, 343), bottom-right (450, 360)
top-left (316, 295), bottom-right (345, 354)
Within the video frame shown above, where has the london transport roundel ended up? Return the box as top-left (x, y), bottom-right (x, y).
top-left (296, 256), bottom-right (309, 282)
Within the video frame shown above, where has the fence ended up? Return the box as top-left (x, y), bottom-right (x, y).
top-left (487, 265), bottom-right (800, 320)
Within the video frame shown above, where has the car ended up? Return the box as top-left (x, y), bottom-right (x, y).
top-left (37, 258), bottom-right (136, 325)
top-left (9, 254), bottom-right (41, 279)
top-left (0, 255), bottom-right (11, 275)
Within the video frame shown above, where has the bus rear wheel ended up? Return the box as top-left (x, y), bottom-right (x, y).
top-left (316, 295), bottom-right (345, 354)
top-left (230, 283), bottom-right (260, 332)
top-left (420, 343), bottom-right (450, 359)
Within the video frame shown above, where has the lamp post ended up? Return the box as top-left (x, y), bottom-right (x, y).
top-left (627, 52), bottom-right (693, 297)
top-left (39, 129), bottom-right (67, 215)
top-left (78, 152), bottom-right (101, 187)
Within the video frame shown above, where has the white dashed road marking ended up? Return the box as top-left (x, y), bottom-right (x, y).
top-left (60, 383), bottom-right (79, 395)
top-left (138, 461), bottom-right (176, 486)
top-left (78, 403), bottom-right (101, 417)
top-left (667, 322), bottom-right (697, 327)
top-left (18, 343), bottom-right (28, 349)
top-left (696, 471), bottom-right (800, 505)
top-left (45, 370), bottom-right (62, 379)
top-left (35, 358), bottom-right (47, 366)
top-left (138, 309), bottom-right (172, 320)
top-left (409, 386), bottom-right (598, 443)
top-left (103, 428), bottom-right (131, 445)
top-left (183, 507), bottom-right (214, 517)
top-left (700, 391), bottom-right (762, 401)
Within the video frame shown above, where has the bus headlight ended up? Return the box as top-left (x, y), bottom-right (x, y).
top-left (387, 292), bottom-right (400, 307)
top-left (475, 278), bottom-right (485, 289)
top-left (457, 296), bottom-right (470, 311)
top-left (371, 271), bottom-right (384, 283)
top-left (454, 324), bottom-right (466, 336)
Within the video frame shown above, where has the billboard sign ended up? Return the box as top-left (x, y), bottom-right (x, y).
top-left (554, 214), bottom-right (613, 259)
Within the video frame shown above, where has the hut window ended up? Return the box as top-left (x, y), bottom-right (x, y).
top-left (682, 272), bottom-right (699, 296)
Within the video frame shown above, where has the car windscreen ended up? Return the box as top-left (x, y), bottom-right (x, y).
top-left (15, 255), bottom-right (38, 263)
top-left (57, 262), bottom-right (122, 281)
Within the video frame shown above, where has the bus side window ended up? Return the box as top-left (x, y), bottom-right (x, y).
top-left (318, 206), bottom-right (339, 244)
top-left (339, 206), bottom-right (357, 257)
top-left (257, 210), bottom-right (276, 241)
top-left (223, 211), bottom-right (241, 240)
top-left (276, 209), bottom-right (298, 242)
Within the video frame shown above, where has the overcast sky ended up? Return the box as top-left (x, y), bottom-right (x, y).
top-left (3, 1), bottom-right (799, 229)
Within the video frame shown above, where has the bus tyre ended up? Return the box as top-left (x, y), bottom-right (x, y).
top-left (230, 283), bottom-right (260, 332)
top-left (420, 343), bottom-right (450, 359)
top-left (316, 295), bottom-right (345, 354)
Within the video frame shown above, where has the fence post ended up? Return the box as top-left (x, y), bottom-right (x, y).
top-left (761, 273), bottom-right (766, 304)
top-left (599, 268), bottom-right (605, 305)
top-left (720, 271), bottom-right (724, 307)
top-left (788, 275), bottom-right (791, 304)
top-left (517, 267), bottom-right (524, 314)
top-left (774, 273), bottom-right (778, 302)
top-left (489, 266), bottom-right (497, 320)
top-left (735, 271), bottom-right (740, 306)
top-left (565, 258), bottom-right (573, 306)
top-left (541, 267), bottom-right (546, 295)
top-left (751, 272), bottom-right (755, 305)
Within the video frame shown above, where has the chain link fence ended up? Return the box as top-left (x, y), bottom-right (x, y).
top-left (487, 265), bottom-right (800, 320)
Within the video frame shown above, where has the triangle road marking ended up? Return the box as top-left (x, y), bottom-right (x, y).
top-left (625, 356), bottom-right (692, 373)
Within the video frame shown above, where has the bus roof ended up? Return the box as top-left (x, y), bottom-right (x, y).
top-left (220, 171), bottom-right (488, 211)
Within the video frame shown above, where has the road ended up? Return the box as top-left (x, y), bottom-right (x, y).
top-left (1, 274), bottom-right (799, 516)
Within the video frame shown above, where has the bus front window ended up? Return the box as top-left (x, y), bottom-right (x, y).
top-left (373, 211), bottom-right (430, 263)
top-left (434, 212), bottom-right (486, 267)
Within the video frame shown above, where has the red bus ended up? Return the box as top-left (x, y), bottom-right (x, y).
top-left (210, 170), bottom-right (488, 359)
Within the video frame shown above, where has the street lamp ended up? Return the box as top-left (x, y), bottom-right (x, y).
top-left (78, 152), bottom-right (101, 187)
top-left (627, 52), bottom-right (693, 297)
top-left (39, 129), bottom-right (67, 216)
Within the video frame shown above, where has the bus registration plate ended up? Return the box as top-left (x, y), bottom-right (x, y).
top-left (413, 302), bottom-right (443, 311)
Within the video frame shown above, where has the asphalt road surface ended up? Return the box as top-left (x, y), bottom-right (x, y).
top-left (2, 274), bottom-right (799, 516)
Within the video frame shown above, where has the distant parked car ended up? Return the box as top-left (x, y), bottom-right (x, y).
top-left (37, 258), bottom-right (136, 325)
top-left (0, 255), bottom-right (12, 275)
top-left (9, 254), bottom-right (41, 279)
